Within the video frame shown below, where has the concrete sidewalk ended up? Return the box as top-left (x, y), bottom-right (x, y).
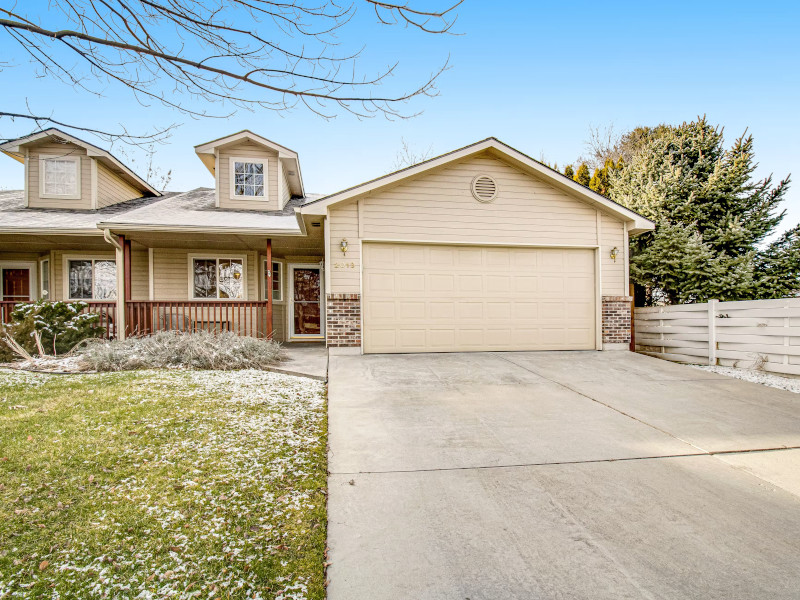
top-left (327, 351), bottom-right (800, 600)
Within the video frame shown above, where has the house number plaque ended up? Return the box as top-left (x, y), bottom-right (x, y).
top-left (333, 262), bottom-right (356, 269)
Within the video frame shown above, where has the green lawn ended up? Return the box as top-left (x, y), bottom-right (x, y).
top-left (0, 368), bottom-right (327, 599)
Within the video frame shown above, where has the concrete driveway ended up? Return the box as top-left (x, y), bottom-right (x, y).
top-left (327, 351), bottom-right (800, 599)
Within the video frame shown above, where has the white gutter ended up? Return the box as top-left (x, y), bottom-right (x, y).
top-left (96, 222), bottom-right (304, 236)
top-left (103, 228), bottom-right (122, 249)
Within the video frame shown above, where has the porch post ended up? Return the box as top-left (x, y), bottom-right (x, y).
top-left (114, 234), bottom-right (127, 340)
top-left (266, 238), bottom-right (273, 339)
top-left (123, 236), bottom-right (132, 336)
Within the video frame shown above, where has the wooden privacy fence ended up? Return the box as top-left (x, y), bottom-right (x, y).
top-left (634, 298), bottom-right (800, 376)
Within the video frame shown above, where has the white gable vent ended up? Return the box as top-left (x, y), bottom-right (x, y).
top-left (471, 174), bottom-right (498, 203)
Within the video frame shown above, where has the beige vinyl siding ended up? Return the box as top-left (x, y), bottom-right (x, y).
top-left (97, 162), bottom-right (142, 208)
top-left (279, 162), bottom-right (291, 209)
top-left (216, 141), bottom-right (279, 210)
top-left (151, 249), bottom-right (258, 300)
top-left (131, 250), bottom-right (149, 300)
top-left (600, 212), bottom-right (626, 296)
top-left (27, 142), bottom-right (92, 209)
top-left (328, 202), bottom-right (361, 293)
top-left (359, 155), bottom-right (599, 245)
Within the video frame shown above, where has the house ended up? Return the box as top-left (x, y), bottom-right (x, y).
top-left (0, 129), bottom-right (654, 353)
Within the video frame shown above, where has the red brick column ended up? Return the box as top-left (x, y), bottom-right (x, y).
top-left (326, 293), bottom-right (361, 347)
top-left (602, 295), bottom-right (633, 347)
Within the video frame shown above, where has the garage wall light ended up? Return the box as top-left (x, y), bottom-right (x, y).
top-left (340, 239), bottom-right (349, 256)
top-left (610, 246), bottom-right (619, 262)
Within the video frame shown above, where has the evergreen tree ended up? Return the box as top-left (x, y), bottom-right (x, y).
top-left (610, 116), bottom-right (794, 304)
top-left (589, 158), bottom-right (619, 196)
top-left (574, 163), bottom-right (591, 186)
top-left (563, 164), bottom-right (574, 179)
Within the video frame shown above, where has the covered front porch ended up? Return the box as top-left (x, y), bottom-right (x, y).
top-left (0, 226), bottom-right (326, 342)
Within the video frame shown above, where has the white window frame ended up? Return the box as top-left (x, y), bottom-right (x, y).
top-left (288, 262), bottom-right (325, 340)
top-left (0, 261), bottom-right (38, 302)
top-left (262, 258), bottom-right (284, 303)
top-left (39, 154), bottom-right (82, 200)
top-left (229, 156), bottom-right (268, 200)
top-left (39, 257), bottom-right (50, 300)
top-left (62, 255), bottom-right (117, 301)
top-left (188, 253), bottom-right (248, 300)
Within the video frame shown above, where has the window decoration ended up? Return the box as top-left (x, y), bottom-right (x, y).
top-left (68, 259), bottom-right (116, 300)
top-left (233, 160), bottom-right (265, 197)
top-left (193, 258), bottom-right (244, 299)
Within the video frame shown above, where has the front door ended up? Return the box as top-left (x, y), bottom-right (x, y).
top-left (1, 268), bottom-right (31, 302)
top-left (289, 264), bottom-right (323, 338)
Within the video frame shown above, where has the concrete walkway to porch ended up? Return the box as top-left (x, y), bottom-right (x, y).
top-left (266, 343), bottom-right (328, 381)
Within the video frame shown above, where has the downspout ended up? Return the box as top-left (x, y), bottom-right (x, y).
top-left (103, 229), bottom-right (126, 340)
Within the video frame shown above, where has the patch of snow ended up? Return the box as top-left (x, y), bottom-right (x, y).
top-left (691, 365), bottom-right (800, 394)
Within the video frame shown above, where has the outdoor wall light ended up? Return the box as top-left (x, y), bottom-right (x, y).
top-left (340, 239), bottom-right (349, 256)
top-left (610, 246), bottom-right (619, 262)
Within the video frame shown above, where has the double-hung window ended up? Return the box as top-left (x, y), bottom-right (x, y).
top-left (231, 158), bottom-right (266, 199)
top-left (263, 260), bottom-right (283, 301)
top-left (67, 259), bottom-right (117, 300)
top-left (40, 155), bottom-right (81, 199)
top-left (192, 258), bottom-right (245, 299)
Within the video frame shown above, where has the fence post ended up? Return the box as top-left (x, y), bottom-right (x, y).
top-left (708, 299), bottom-right (718, 366)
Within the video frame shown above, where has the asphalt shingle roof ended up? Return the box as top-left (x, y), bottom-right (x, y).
top-left (0, 188), bottom-right (325, 232)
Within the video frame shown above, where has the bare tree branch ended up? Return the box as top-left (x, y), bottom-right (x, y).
top-left (0, 109), bottom-right (178, 147)
top-left (0, 0), bottom-right (462, 145)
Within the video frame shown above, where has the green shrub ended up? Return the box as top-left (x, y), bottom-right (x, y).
top-left (81, 330), bottom-right (283, 371)
top-left (1, 300), bottom-right (106, 358)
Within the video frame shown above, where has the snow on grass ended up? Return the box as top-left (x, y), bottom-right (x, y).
top-left (0, 369), bottom-right (327, 599)
top-left (691, 365), bottom-right (800, 394)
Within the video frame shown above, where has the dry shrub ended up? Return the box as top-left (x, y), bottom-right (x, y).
top-left (80, 330), bottom-right (283, 371)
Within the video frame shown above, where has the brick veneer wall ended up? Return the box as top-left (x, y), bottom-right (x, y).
top-left (326, 293), bottom-right (361, 347)
top-left (602, 295), bottom-right (633, 345)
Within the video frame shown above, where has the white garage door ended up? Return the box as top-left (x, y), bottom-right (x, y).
top-left (362, 243), bottom-right (597, 354)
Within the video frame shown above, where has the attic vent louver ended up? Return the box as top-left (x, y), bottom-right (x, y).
top-left (471, 174), bottom-right (498, 203)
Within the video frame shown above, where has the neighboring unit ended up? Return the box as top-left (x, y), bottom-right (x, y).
top-left (0, 130), bottom-right (654, 353)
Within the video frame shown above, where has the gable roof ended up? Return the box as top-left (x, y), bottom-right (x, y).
top-left (194, 130), bottom-right (304, 198)
top-left (0, 128), bottom-right (160, 197)
top-left (301, 137), bottom-right (655, 235)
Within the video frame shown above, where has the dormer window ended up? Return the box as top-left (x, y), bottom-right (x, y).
top-left (231, 157), bottom-right (266, 199)
top-left (40, 155), bottom-right (81, 199)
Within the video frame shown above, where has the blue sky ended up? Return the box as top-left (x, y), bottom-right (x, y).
top-left (2, 0), bottom-right (799, 234)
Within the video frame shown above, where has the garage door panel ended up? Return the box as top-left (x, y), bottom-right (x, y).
top-left (398, 301), bottom-right (425, 319)
top-left (363, 244), bottom-right (597, 353)
top-left (458, 302), bottom-right (484, 320)
top-left (429, 302), bottom-right (455, 320)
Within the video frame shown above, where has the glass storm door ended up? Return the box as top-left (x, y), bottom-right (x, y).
top-left (290, 266), bottom-right (322, 337)
top-left (2, 269), bottom-right (31, 301)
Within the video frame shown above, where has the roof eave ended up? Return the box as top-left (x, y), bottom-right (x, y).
top-left (97, 222), bottom-right (304, 236)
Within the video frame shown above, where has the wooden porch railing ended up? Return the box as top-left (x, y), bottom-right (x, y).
top-left (125, 301), bottom-right (273, 339)
top-left (0, 301), bottom-right (117, 339)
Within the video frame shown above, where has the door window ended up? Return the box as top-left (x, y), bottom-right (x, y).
top-left (292, 267), bottom-right (321, 336)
